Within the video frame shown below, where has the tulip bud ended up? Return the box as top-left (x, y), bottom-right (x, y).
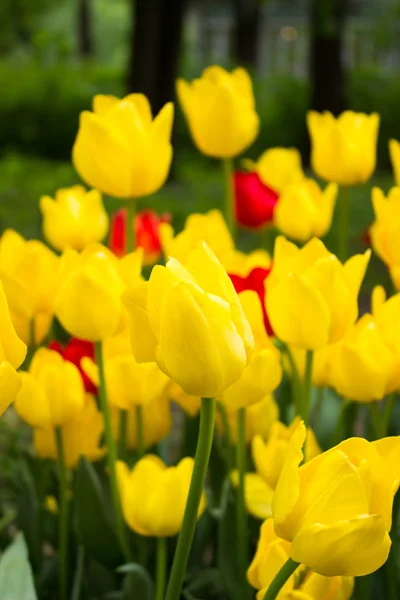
top-left (248, 146), bottom-right (304, 193)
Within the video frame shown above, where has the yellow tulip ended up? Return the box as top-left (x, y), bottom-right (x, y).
top-left (218, 290), bottom-right (281, 410)
top-left (117, 455), bottom-right (206, 536)
top-left (0, 281), bottom-right (27, 416)
top-left (307, 110), bottom-right (379, 185)
top-left (34, 394), bottom-right (105, 468)
top-left (266, 237), bottom-right (370, 349)
top-left (222, 248), bottom-right (271, 277)
top-left (370, 186), bottom-right (400, 288)
top-left (123, 242), bottom-right (253, 397)
top-left (217, 395), bottom-right (279, 446)
top-left (247, 147), bottom-right (305, 193)
top-left (177, 66), bottom-right (259, 158)
top-left (169, 381), bottom-right (201, 417)
top-left (0, 229), bottom-right (58, 344)
top-left (284, 345), bottom-right (334, 388)
top-left (73, 94), bottom-right (174, 198)
top-left (389, 138), bottom-right (400, 185)
top-left (247, 519), bottom-right (354, 600)
top-left (55, 244), bottom-right (143, 341)
top-left (272, 421), bottom-right (400, 576)
top-left (329, 314), bottom-right (399, 402)
top-left (274, 179), bottom-right (338, 243)
top-left (111, 394), bottom-right (171, 451)
top-left (40, 185), bottom-right (109, 252)
top-left (372, 285), bottom-right (400, 356)
top-left (15, 348), bottom-right (85, 428)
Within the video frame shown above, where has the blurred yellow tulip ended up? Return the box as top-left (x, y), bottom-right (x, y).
top-left (370, 186), bottom-right (400, 289)
top-left (169, 381), bottom-right (201, 417)
top-left (272, 421), bottom-right (400, 576)
top-left (177, 66), bottom-right (258, 158)
top-left (247, 147), bottom-right (304, 193)
top-left (266, 237), bottom-right (370, 349)
top-left (372, 285), bottom-right (400, 355)
top-left (55, 244), bottom-right (143, 341)
top-left (307, 110), bottom-right (379, 185)
top-left (284, 345), bottom-right (334, 388)
top-left (15, 348), bottom-right (85, 428)
top-left (247, 519), bottom-right (354, 600)
top-left (73, 94), bottom-right (174, 198)
top-left (389, 138), bottom-right (400, 185)
top-left (274, 179), bottom-right (337, 243)
top-left (40, 185), bottom-right (109, 252)
top-left (123, 242), bottom-right (253, 397)
top-left (216, 394), bottom-right (279, 446)
top-left (0, 281), bottom-right (27, 416)
top-left (117, 455), bottom-right (206, 536)
top-left (34, 394), bottom-right (105, 468)
top-left (0, 229), bottom-right (58, 344)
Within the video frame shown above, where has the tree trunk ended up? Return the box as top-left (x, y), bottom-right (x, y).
top-left (77, 0), bottom-right (93, 57)
top-left (309, 0), bottom-right (347, 115)
top-left (233, 0), bottom-right (262, 69)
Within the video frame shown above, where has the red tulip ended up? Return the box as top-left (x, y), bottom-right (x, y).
top-left (234, 171), bottom-right (278, 229)
top-left (49, 338), bottom-right (97, 394)
top-left (229, 267), bottom-right (273, 336)
top-left (109, 208), bottom-right (170, 264)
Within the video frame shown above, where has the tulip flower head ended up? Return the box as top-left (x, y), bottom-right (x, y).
top-left (266, 237), bottom-right (370, 349)
top-left (0, 230), bottom-right (58, 344)
top-left (274, 179), bottom-right (338, 243)
top-left (272, 421), bottom-right (400, 577)
top-left (0, 281), bottom-right (27, 416)
top-left (247, 147), bottom-right (304, 193)
top-left (177, 65), bottom-right (259, 158)
top-left (389, 138), bottom-right (400, 185)
top-left (73, 94), bottom-right (174, 198)
top-left (117, 455), bottom-right (206, 536)
top-left (49, 338), bottom-right (97, 394)
top-left (229, 266), bottom-right (272, 335)
top-left (123, 241), bottom-right (254, 397)
top-left (40, 185), bottom-right (109, 251)
top-left (234, 170), bottom-right (278, 229)
top-left (307, 110), bottom-right (379, 185)
top-left (247, 519), bottom-right (354, 600)
top-left (15, 348), bottom-right (85, 428)
top-left (370, 186), bottom-right (400, 289)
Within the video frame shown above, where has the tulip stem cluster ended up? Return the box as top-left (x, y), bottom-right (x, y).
top-left (236, 407), bottom-right (249, 591)
top-left (262, 557), bottom-right (300, 600)
top-left (94, 342), bottom-right (131, 562)
top-left (55, 427), bottom-right (69, 600)
top-left (156, 537), bottom-right (167, 600)
top-left (223, 158), bottom-right (236, 239)
top-left (165, 397), bottom-right (216, 600)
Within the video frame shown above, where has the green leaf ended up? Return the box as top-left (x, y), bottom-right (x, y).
top-left (121, 564), bottom-right (153, 600)
top-left (0, 533), bottom-right (37, 600)
top-left (74, 457), bottom-right (122, 567)
top-left (217, 480), bottom-right (243, 600)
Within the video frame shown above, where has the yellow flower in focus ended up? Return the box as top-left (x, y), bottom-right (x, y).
top-left (117, 455), bottom-right (206, 536)
top-left (247, 519), bottom-right (354, 600)
top-left (0, 230), bottom-right (58, 344)
top-left (307, 110), bottom-right (379, 185)
top-left (40, 185), bottom-right (109, 252)
top-left (247, 147), bottom-right (305, 193)
top-left (274, 179), bottom-right (338, 243)
top-left (370, 186), bottom-right (400, 288)
top-left (177, 66), bottom-right (259, 158)
top-left (217, 394), bottom-right (279, 446)
top-left (73, 94), bottom-right (174, 198)
top-left (55, 244), bottom-right (143, 341)
top-left (329, 314), bottom-right (399, 402)
top-left (218, 290), bottom-right (281, 410)
top-left (272, 421), bottom-right (400, 576)
top-left (266, 237), bottom-right (370, 349)
top-left (389, 139), bottom-right (400, 185)
top-left (34, 394), bottom-right (105, 468)
top-left (0, 281), bottom-right (27, 416)
top-left (123, 242), bottom-right (253, 397)
top-left (112, 394), bottom-right (171, 451)
top-left (15, 348), bottom-right (85, 428)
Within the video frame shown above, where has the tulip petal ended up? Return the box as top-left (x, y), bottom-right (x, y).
top-left (291, 515), bottom-right (391, 577)
top-left (14, 372), bottom-right (51, 428)
top-left (0, 281), bottom-right (27, 368)
top-left (0, 362), bottom-right (21, 416)
top-left (123, 283), bottom-right (158, 362)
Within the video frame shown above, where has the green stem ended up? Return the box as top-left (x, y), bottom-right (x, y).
top-left (283, 344), bottom-right (302, 416)
top-left (165, 397), bottom-right (216, 600)
top-left (370, 401), bottom-right (385, 439)
top-left (94, 342), bottom-right (131, 561)
top-left (337, 186), bottom-right (349, 262)
top-left (382, 394), bottom-right (395, 437)
top-left (118, 410), bottom-right (128, 460)
top-left (71, 546), bottom-right (85, 600)
top-left (222, 158), bottom-right (236, 239)
top-left (302, 351), bottom-right (314, 428)
top-left (126, 200), bottom-right (136, 253)
top-left (155, 537), bottom-right (167, 600)
top-left (217, 401), bottom-right (233, 474)
top-left (55, 427), bottom-right (69, 600)
top-left (136, 405), bottom-right (144, 459)
top-left (236, 407), bottom-right (249, 593)
top-left (263, 558), bottom-right (300, 600)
